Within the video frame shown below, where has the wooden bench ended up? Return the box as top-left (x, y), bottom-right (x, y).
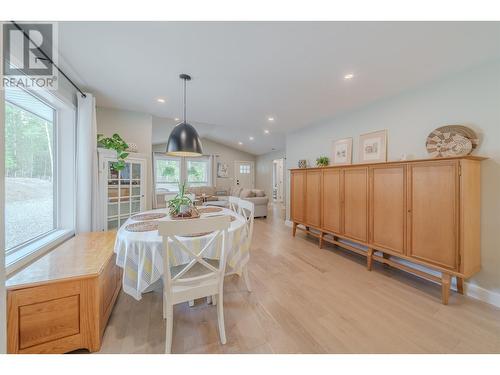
top-left (6, 232), bottom-right (121, 354)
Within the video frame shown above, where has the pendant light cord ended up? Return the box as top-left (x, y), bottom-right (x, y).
top-left (183, 77), bottom-right (187, 123)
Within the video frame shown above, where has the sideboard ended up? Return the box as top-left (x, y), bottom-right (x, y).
top-left (290, 156), bottom-right (485, 304)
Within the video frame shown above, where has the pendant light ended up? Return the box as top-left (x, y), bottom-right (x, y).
top-left (166, 74), bottom-right (203, 156)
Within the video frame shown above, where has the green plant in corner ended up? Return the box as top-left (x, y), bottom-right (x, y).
top-left (168, 181), bottom-right (194, 217)
top-left (316, 156), bottom-right (329, 167)
top-left (97, 133), bottom-right (129, 171)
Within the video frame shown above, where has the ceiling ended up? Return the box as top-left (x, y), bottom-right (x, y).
top-left (57, 21), bottom-right (500, 155)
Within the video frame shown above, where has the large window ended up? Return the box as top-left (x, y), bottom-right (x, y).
top-left (4, 88), bottom-right (76, 273)
top-left (155, 156), bottom-right (181, 193)
top-left (5, 90), bottom-right (56, 251)
top-left (154, 154), bottom-right (211, 192)
top-left (186, 158), bottom-right (209, 187)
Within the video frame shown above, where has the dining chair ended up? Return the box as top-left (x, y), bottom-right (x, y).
top-left (158, 216), bottom-right (231, 353)
top-left (228, 196), bottom-right (240, 213)
top-left (237, 199), bottom-right (254, 292)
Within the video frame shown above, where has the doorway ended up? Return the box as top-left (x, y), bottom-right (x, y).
top-left (234, 161), bottom-right (255, 189)
top-left (272, 158), bottom-right (284, 202)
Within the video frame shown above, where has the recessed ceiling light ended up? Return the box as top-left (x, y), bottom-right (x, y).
top-left (267, 116), bottom-right (275, 122)
top-left (249, 136), bottom-right (254, 141)
top-left (344, 73), bottom-right (354, 80)
top-left (238, 141), bottom-right (243, 145)
top-left (157, 98), bottom-right (166, 103)
top-left (264, 129), bottom-right (270, 134)
top-left (174, 117), bottom-right (180, 121)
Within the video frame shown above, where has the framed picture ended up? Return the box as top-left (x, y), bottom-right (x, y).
top-left (358, 130), bottom-right (387, 163)
top-left (217, 162), bottom-right (229, 178)
top-left (332, 137), bottom-right (353, 165)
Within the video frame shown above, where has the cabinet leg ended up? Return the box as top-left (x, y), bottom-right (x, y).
top-left (456, 276), bottom-right (464, 295)
top-left (319, 232), bottom-right (324, 249)
top-left (367, 249), bottom-right (374, 271)
top-left (292, 222), bottom-right (297, 237)
top-left (382, 253), bottom-right (391, 268)
top-left (441, 273), bottom-right (451, 305)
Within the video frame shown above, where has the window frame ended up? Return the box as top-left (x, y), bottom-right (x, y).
top-left (4, 93), bottom-right (59, 255)
top-left (185, 156), bottom-right (210, 187)
top-left (4, 87), bottom-right (76, 275)
top-left (153, 153), bottom-right (212, 193)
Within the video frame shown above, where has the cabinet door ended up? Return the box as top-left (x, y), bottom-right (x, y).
top-left (343, 167), bottom-right (368, 242)
top-left (102, 157), bottom-right (146, 230)
top-left (291, 171), bottom-right (306, 223)
top-left (305, 170), bottom-right (322, 227)
top-left (322, 169), bottom-right (343, 234)
top-left (370, 165), bottom-right (406, 254)
top-left (408, 161), bottom-right (458, 269)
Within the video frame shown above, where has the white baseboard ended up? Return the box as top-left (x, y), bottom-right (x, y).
top-left (465, 282), bottom-right (500, 308)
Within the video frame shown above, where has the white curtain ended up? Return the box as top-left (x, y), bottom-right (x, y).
top-left (76, 93), bottom-right (101, 232)
top-left (209, 155), bottom-right (217, 187)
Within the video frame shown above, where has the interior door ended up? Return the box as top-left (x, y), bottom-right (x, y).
top-left (305, 170), bottom-right (322, 228)
top-left (370, 165), bottom-right (406, 254)
top-left (234, 161), bottom-right (255, 189)
top-left (291, 170), bottom-right (306, 223)
top-left (407, 161), bottom-right (458, 269)
top-left (343, 167), bottom-right (369, 242)
top-left (322, 168), bottom-right (342, 234)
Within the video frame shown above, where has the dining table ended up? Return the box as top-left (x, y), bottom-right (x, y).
top-left (114, 207), bottom-right (250, 300)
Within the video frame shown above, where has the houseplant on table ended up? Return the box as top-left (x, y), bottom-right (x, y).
top-left (168, 181), bottom-right (198, 218)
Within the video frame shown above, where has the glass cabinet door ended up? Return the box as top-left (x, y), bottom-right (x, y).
top-left (106, 159), bottom-right (144, 230)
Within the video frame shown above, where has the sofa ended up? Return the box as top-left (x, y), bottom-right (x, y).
top-left (186, 186), bottom-right (269, 218)
top-left (226, 186), bottom-right (269, 218)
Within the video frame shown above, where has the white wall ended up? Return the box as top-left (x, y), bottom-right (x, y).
top-left (153, 138), bottom-right (256, 191)
top-left (256, 149), bottom-right (286, 199)
top-left (96, 107), bottom-right (153, 209)
top-left (286, 60), bottom-right (500, 299)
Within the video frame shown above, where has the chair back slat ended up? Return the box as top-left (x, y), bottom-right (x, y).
top-left (159, 216), bottom-right (230, 290)
top-left (237, 199), bottom-right (255, 243)
top-left (228, 196), bottom-right (240, 213)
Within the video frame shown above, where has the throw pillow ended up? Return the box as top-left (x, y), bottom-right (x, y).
top-left (240, 188), bottom-right (255, 198)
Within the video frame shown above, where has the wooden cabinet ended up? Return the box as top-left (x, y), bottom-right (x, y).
top-left (290, 170), bottom-right (306, 224)
top-left (289, 156), bottom-right (484, 304)
top-left (370, 164), bottom-right (406, 254)
top-left (305, 170), bottom-right (322, 228)
top-left (343, 167), bottom-right (369, 242)
top-left (322, 169), bottom-right (343, 234)
top-left (407, 161), bottom-right (458, 270)
top-left (7, 232), bottom-right (121, 353)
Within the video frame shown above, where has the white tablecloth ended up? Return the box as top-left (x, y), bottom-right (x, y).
top-left (114, 208), bottom-right (249, 300)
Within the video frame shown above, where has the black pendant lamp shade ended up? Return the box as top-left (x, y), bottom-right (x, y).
top-left (166, 74), bottom-right (203, 156)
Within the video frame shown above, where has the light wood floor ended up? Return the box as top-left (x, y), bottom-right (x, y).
top-left (92, 204), bottom-right (500, 354)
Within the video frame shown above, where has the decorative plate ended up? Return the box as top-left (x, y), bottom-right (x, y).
top-left (125, 221), bottom-right (159, 232)
top-left (197, 207), bottom-right (223, 214)
top-left (131, 212), bottom-right (167, 221)
top-left (434, 125), bottom-right (478, 150)
top-left (426, 130), bottom-right (472, 157)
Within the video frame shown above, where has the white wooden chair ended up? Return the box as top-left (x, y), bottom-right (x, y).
top-left (236, 199), bottom-right (254, 292)
top-left (228, 195), bottom-right (240, 213)
top-left (158, 216), bottom-right (231, 353)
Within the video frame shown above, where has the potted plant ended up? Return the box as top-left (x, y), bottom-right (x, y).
top-left (316, 156), bottom-right (329, 167)
top-left (168, 181), bottom-right (196, 217)
top-left (97, 133), bottom-right (129, 171)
